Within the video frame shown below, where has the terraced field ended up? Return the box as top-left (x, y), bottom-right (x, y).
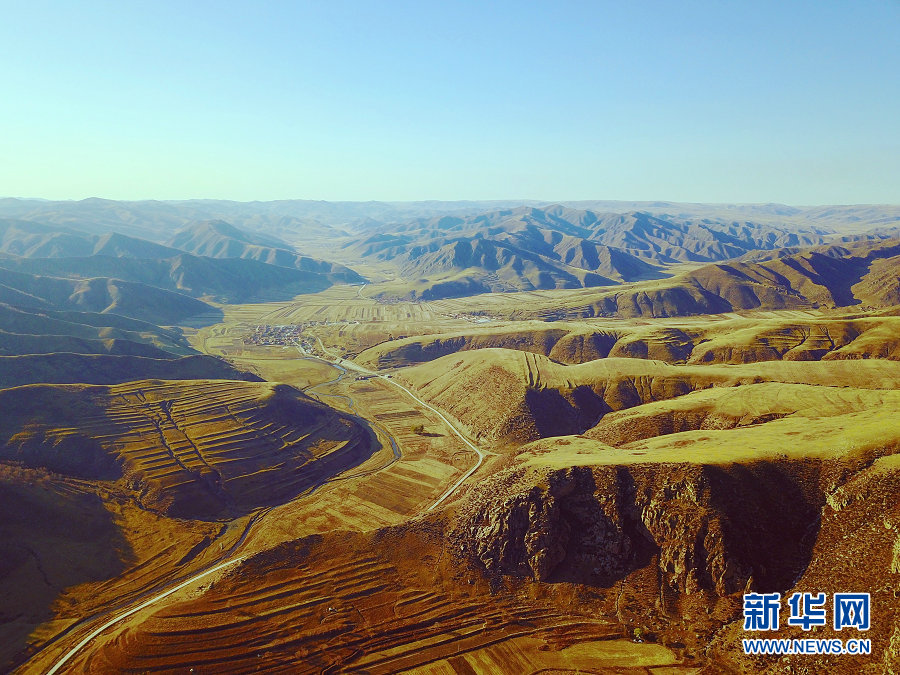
top-left (15, 276), bottom-right (900, 674)
top-left (2, 376), bottom-right (386, 671)
top-left (68, 526), bottom-right (692, 674)
top-left (355, 311), bottom-right (900, 368)
top-left (0, 379), bottom-right (374, 520)
top-left (395, 348), bottom-right (900, 446)
top-left (178, 344), bottom-right (476, 550)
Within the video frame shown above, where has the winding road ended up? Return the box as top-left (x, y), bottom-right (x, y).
top-left (45, 557), bottom-right (246, 675)
top-left (296, 346), bottom-right (403, 477)
top-left (312, 338), bottom-right (486, 511)
top-left (39, 503), bottom-right (269, 675)
top-left (37, 328), bottom-right (485, 675)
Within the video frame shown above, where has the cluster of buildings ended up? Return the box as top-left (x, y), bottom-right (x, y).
top-left (447, 313), bottom-right (495, 324)
top-left (244, 324), bottom-right (305, 347)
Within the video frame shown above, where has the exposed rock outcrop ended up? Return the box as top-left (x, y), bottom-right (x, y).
top-left (453, 462), bottom-right (821, 596)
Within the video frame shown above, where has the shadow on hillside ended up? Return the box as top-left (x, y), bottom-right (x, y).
top-left (706, 462), bottom-right (821, 593)
top-left (780, 255), bottom-right (869, 307)
top-left (524, 386), bottom-right (608, 439)
top-left (178, 307), bottom-right (225, 329)
top-left (546, 467), bottom-right (656, 588)
top-left (0, 473), bottom-right (135, 672)
top-left (541, 464), bottom-right (821, 596)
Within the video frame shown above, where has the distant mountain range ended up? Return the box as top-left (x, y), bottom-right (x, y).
top-left (0, 199), bottom-right (897, 305)
top-left (342, 205), bottom-right (850, 299)
top-left (0, 295), bottom-right (261, 389)
top-left (167, 220), bottom-right (362, 281)
top-left (0, 302), bottom-right (191, 357)
top-left (0, 218), bottom-right (361, 279)
top-left (0, 265), bottom-right (213, 324)
top-left (0, 255), bottom-right (349, 304)
top-left (0, 218), bottom-right (364, 307)
top-left (514, 237), bottom-right (900, 320)
top-left (0, 219), bottom-right (183, 258)
top-left (0, 215), bottom-right (373, 391)
top-left (2, 197), bottom-right (897, 234)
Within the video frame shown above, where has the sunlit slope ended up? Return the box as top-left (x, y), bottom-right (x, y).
top-left (419, 238), bottom-right (900, 320)
top-left (608, 238), bottom-right (900, 318)
top-left (342, 205), bottom-right (838, 301)
top-left (398, 348), bottom-right (900, 444)
top-left (65, 451), bottom-right (900, 674)
top-left (0, 380), bottom-right (373, 519)
top-left (516, 388), bottom-right (900, 466)
top-left (584, 381), bottom-right (896, 445)
top-left (78, 524), bottom-right (676, 674)
top-left (356, 313), bottom-right (900, 367)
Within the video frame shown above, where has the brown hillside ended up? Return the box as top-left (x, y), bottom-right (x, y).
top-left (357, 313), bottom-right (900, 368)
top-left (0, 353), bottom-right (259, 388)
top-left (398, 348), bottom-right (900, 445)
top-left (0, 380), bottom-right (374, 520)
top-left (65, 451), bottom-right (900, 674)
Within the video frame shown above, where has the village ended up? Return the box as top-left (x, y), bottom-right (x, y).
top-left (243, 323), bottom-right (311, 348)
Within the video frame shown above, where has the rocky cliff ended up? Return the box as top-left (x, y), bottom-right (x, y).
top-left (453, 462), bottom-right (820, 595)
top-left (450, 455), bottom-right (900, 672)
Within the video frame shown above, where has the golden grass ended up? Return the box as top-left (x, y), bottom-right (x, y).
top-left (12, 282), bottom-right (900, 673)
top-left (63, 525), bottom-right (694, 674)
top-left (1, 379), bottom-right (370, 519)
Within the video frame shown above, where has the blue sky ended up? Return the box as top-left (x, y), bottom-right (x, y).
top-left (1, 1), bottom-right (898, 203)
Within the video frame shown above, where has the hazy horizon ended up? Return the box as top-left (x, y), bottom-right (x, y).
top-left (2, 195), bottom-right (899, 209)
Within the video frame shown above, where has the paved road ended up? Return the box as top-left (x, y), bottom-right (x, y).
top-left (44, 556), bottom-right (245, 675)
top-left (295, 345), bottom-right (402, 469)
top-left (38, 331), bottom-right (485, 674)
top-left (314, 338), bottom-right (485, 510)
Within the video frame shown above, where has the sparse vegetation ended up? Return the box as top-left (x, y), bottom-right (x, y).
top-left (2, 201), bottom-right (899, 673)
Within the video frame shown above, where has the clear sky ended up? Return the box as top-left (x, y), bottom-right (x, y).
top-left (1, 1), bottom-right (898, 204)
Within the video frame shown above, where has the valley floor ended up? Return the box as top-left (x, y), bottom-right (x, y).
top-left (13, 283), bottom-right (900, 674)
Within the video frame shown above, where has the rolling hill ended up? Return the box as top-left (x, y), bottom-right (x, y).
top-left (442, 237), bottom-right (900, 320)
top-left (0, 219), bottom-right (366, 302)
top-left (396, 348), bottom-right (900, 445)
top-left (0, 353), bottom-right (260, 388)
top-left (0, 253), bottom-right (347, 303)
top-left (342, 205), bottom-right (837, 300)
top-left (0, 303), bottom-right (193, 355)
top-left (0, 330), bottom-right (174, 359)
top-left (0, 380), bottom-right (373, 519)
top-left (0, 219), bottom-right (183, 259)
top-left (5, 198), bottom-right (900, 674)
top-left (167, 220), bottom-right (364, 282)
top-left (0, 267), bottom-right (213, 324)
top-left (354, 312), bottom-right (900, 369)
top-left (61, 436), bottom-right (900, 674)
top-left (0, 377), bottom-right (379, 670)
